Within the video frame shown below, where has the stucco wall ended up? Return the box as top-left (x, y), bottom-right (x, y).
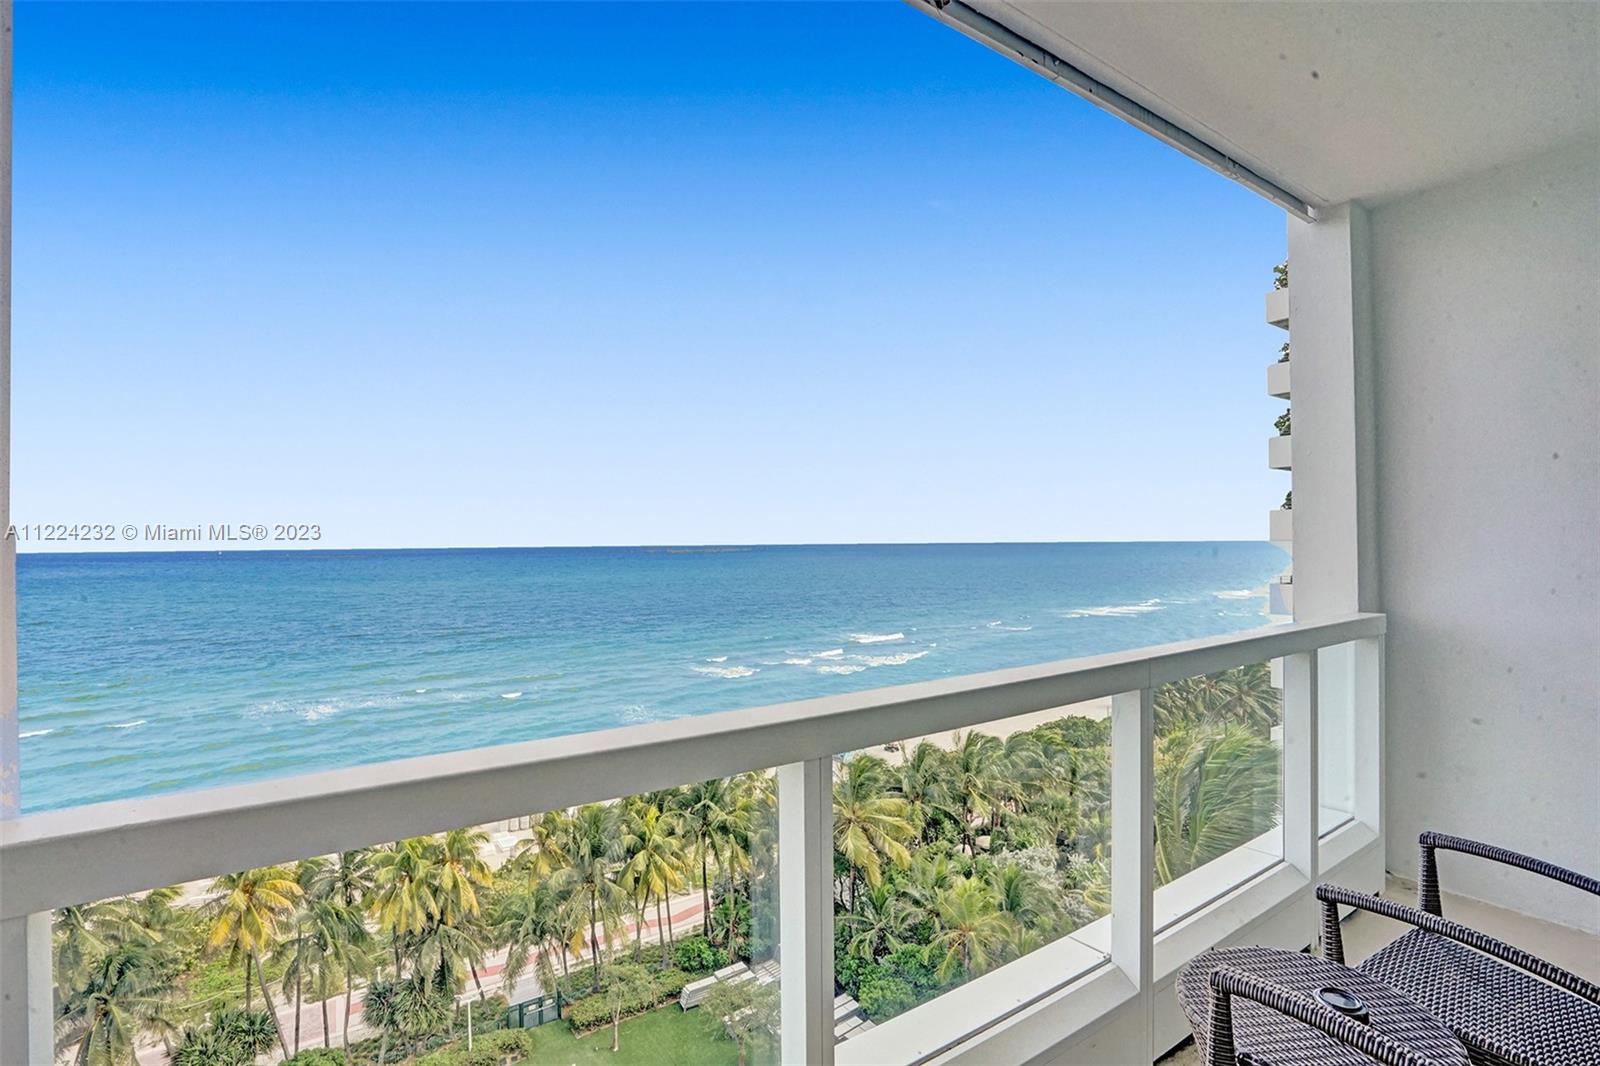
top-left (1368, 140), bottom-right (1600, 932)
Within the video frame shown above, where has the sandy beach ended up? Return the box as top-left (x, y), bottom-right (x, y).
top-left (857, 695), bottom-right (1113, 764)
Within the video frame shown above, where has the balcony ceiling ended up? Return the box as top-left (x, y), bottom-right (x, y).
top-left (968, 0), bottom-right (1600, 208)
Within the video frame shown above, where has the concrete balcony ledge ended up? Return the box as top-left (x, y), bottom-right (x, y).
top-left (1268, 434), bottom-right (1293, 470)
top-left (1268, 359), bottom-right (1291, 398)
top-left (1265, 286), bottom-right (1290, 329)
top-left (1270, 507), bottom-right (1293, 544)
top-left (1269, 578), bottom-right (1294, 616)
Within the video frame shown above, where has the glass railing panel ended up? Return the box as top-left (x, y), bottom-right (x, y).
top-left (1317, 641), bottom-right (1358, 836)
top-left (829, 701), bottom-right (1112, 1040)
top-left (1153, 659), bottom-right (1284, 929)
top-left (48, 777), bottom-right (782, 1066)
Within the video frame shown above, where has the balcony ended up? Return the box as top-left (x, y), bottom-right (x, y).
top-left (1267, 434), bottom-right (1292, 470)
top-left (0, 615), bottom-right (1387, 1065)
top-left (1266, 359), bottom-right (1291, 399)
top-left (1264, 287), bottom-right (1290, 330)
top-left (1269, 506), bottom-right (1293, 546)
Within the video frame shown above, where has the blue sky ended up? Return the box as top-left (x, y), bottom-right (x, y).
top-left (13, 2), bottom-right (1287, 550)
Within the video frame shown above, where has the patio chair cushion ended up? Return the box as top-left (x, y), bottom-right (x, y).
top-left (1179, 946), bottom-right (1471, 1066)
top-left (1360, 928), bottom-right (1600, 1066)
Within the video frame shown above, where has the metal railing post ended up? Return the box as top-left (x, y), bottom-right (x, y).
top-left (778, 757), bottom-right (834, 1066)
top-left (1111, 687), bottom-right (1154, 1063)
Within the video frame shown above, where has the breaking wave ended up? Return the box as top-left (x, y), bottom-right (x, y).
top-left (692, 665), bottom-right (757, 679)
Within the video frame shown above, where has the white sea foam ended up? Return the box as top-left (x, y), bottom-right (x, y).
top-left (500, 692), bottom-right (523, 699)
top-left (848, 632), bottom-right (904, 644)
top-left (855, 650), bottom-right (929, 667)
top-left (415, 688), bottom-right (428, 694)
top-left (705, 656), bottom-right (729, 663)
top-left (987, 621), bottom-right (1033, 631)
top-left (782, 658), bottom-right (813, 666)
top-left (1065, 599), bottom-right (1165, 618)
top-left (19, 729), bottom-right (52, 739)
top-left (815, 648), bottom-right (845, 659)
top-left (817, 663), bottom-right (866, 675)
top-left (692, 665), bottom-right (757, 679)
top-left (110, 719), bottom-right (146, 729)
top-left (1214, 588), bottom-right (1263, 600)
top-left (302, 703), bottom-right (339, 722)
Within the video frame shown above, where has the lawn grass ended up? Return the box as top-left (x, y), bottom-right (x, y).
top-left (521, 1005), bottom-right (740, 1066)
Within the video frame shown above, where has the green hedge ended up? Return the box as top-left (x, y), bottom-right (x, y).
top-left (564, 969), bottom-right (688, 1033)
top-left (284, 1051), bottom-right (347, 1066)
top-left (413, 1029), bottom-right (535, 1066)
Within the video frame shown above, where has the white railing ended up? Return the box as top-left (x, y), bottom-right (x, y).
top-left (0, 612), bottom-right (1385, 1065)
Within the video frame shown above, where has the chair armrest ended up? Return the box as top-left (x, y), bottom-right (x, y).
top-left (1417, 831), bottom-right (1600, 917)
top-left (1206, 966), bottom-right (1453, 1066)
top-left (1316, 884), bottom-right (1600, 1005)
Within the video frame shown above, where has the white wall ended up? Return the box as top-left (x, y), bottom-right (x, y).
top-left (1367, 140), bottom-right (1600, 932)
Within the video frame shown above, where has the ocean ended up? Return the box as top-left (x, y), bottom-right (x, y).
top-left (16, 542), bottom-right (1288, 813)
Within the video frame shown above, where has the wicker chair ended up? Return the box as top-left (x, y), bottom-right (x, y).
top-left (1178, 946), bottom-right (1472, 1066)
top-left (1317, 831), bottom-right (1600, 1066)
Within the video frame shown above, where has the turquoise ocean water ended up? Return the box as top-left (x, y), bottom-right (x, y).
top-left (16, 543), bottom-right (1287, 813)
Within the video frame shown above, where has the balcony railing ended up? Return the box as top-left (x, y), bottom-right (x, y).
top-left (0, 611), bottom-right (1385, 1065)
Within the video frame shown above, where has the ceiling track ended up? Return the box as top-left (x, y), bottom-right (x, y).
top-left (917, 0), bottom-right (1320, 222)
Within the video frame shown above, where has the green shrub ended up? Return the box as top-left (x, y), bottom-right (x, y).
top-left (882, 945), bottom-right (940, 996)
top-left (284, 1051), bottom-right (347, 1066)
top-left (654, 968), bottom-right (690, 998)
top-left (415, 1028), bottom-right (537, 1066)
top-left (857, 972), bottom-right (917, 1020)
top-left (672, 934), bottom-right (725, 974)
top-left (563, 966), bottom-right (688, 1033)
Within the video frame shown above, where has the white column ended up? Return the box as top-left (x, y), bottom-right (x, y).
top-left (777, 757), bottom-right (834, 1066)
top-left (1282, 651), bottom-right (1319, 883)
top-left (0, 7), bottom-right (47, 1063)
top-left (1110, 688), bottom-right (1153, 1063)
top-left (1286, 202), bottom-right (1379, 619)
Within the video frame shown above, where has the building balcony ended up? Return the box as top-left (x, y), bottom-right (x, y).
top-left (1267, 359), bottom-right (1291, 399)
top-left (1269, 506), bottom-right (1293, 546)
top-left (1265, 287), bottom-right (1290, 329)
top-left (1268, 434), bottom-right (1293, 470)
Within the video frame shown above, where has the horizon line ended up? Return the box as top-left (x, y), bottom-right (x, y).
top-left (15, 537), bottom-right (1278, 557)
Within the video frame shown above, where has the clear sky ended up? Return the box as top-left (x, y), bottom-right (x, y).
top-left (13, 1), bottom-right (1288, 550)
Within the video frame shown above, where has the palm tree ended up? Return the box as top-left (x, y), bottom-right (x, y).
top-left (672, 778), bottom-right (742, 939)
top-left (511, 810), bottom-right (574, 880)
top-left (620, 804), bottom-right (688, 965)
top-left (841, 882), bottom-right (913, 961)
top-left (1155, 664), bottom-right (1282, 737)
top-left (206, 866), bottom-right (302, 1062)
top-left (896, 741), bottom-right (953, 844)
top-left (552, 803), bottom-right (628, 991)
top-left (492, 877), bottom-right (563, 999)
top-left (306, 847), bottom-right (377, 1055)
top-left (927, 877), bottom-right (1012, 982)
top-left (1153, 722), bottom-right (1282, 884)
top-left (832, 755), bottom-right (913, 910)
top-left (371, 838), bottom-right (442, 977)
top-left (987, 861), bottom-right (1055, 932)
top-left (54, 941), bottom-right (176, 1066)
top-left (435, 828), bottom-right (493, 1000)
top-left (947, 731), bottom-right (1004, 855)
